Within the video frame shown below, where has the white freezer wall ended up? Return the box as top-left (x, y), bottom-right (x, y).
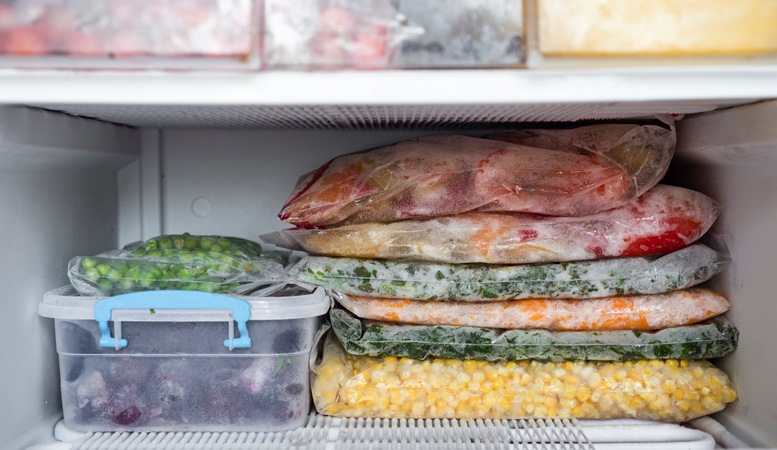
top-left (671, 101), bottom-right (777, 447)
top-left (0, 107), bottom-right (139, 449)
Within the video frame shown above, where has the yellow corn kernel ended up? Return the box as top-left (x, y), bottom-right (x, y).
top-left (313, 338), bottom-right (736, 422)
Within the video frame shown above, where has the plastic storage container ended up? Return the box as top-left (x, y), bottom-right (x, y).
top-left (0, 0), bottom-right (261, 70)
top-left (37, 285), bottom-right (329, 432)
top-left (263, 0), bottom-right (525, 69)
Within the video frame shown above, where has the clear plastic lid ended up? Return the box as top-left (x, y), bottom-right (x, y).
top-left (38, 285), bottom-right (330, 322)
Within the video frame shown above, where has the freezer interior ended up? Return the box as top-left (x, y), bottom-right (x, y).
top-left (2, 98), bottom-right (777, 449)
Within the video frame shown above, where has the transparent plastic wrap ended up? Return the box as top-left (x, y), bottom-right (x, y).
top-left (290, 244), bottom-right (722, 301)
top-left (311, 334), bottom-right (737, 421)
top-left (263, 0), bottom-right (525, 69)
top-left (0, 0), bottom-right (260, 70)
top-left (282, 185), bottom-right (718, 263)
top-left (537, 0), bottom-right (777, 56)
top-left (334, 288), bottom-right (730, 330)
top-left (330, 308), bottom-right (739, 361)
top-left (68, 234), bottom-right (287, 297)
top-left (279, 125), bottom-right (675, 227)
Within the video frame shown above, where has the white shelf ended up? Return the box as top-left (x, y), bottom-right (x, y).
top-left (0, 66), bottom-right (774, 127)
top-left (26, 414), bottom-right (729, 450)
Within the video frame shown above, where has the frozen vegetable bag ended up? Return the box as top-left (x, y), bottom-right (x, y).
top-left (290, 244), bottom-right (722, 301)
top-left (330, 308), bottom-right (738, 361)
top-left (68, 234), bottom-right (287, 297)
top-left (333, 288), bottom-right (730, 330)
top-left (282, 185), bottom-right (718, 263)
top-left (279, 124), bottom-right (674, 227)
top-left (312, 333), bottom-right (737, 420)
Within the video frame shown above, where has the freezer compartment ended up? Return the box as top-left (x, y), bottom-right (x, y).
top-left (263, 0), bottom-right (525, 69)
top-left (0, 0), bottom-right (261, 70)
top-left (40, 287), bottom-right (330, 432)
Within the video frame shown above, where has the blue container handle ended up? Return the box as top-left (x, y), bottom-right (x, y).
top-left (94, 291), bottom-right (252, 350)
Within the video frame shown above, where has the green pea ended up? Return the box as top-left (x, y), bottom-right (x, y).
top-left (96, 263), bottom-right (111, 276)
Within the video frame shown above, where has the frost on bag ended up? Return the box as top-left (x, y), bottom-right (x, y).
top-left (264, 0), bottom-right (525, 69)
top-left (290, 244), bottom-right (721, 301)
top-left (334, 288), bottom-right (730, 330)
top-left (68, 234), bottom-right (287, 297)
top-left (312, 333), bottom-right (737, 421)
top-left (331, 308), bottom-right (738, 361)
top-left (279, 125), bottom-right (675, 227)
top-left (283, 185), bottom-right (718, 263)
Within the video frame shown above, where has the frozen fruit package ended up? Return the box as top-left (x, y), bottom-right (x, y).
top-left (312, 333), bottom-right (737, 420)
top-left (290, 244), bottom-right (722, 301)
top-left (68, 234), bottom-right (287, 297)
top-left (330, 308), bottom-right (738, 361)
top-left (0, 0), bottom-right (260, 69)
top-left (279, 125), bottom-right (675, 227)
top-left (263, 0), bottom-right (525, 69)
top-left (334, 288), bottom-right (729, 330)
top-left (282, 185), bottom-right (718, 263)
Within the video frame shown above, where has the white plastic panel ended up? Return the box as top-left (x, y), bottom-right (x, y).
top-left (671, 101), bottom-right (777, 448)
top-left (0, 108), bottom-right (140, 450)
top-left (0, 67), bottom-right (770, 127)
top-left (31, 414), bottom-right (727, 450)
top-left (30, 101), bottom-right (738, 129)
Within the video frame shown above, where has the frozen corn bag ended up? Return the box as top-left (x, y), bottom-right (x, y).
top-left (290, 244), bottom-right (721, 301)
top-left (331, 308), bottom-right (738, 361)
top-left (312, 333), bottom-right (737, 420)
top-left (68, 234), bottom-right (287, 297)
top-left (334, 288), bottom-right (729, 330)
top-left (282, 185), bottom-right (718, 263)
top-left (280, 126), bottom-right (675, 227)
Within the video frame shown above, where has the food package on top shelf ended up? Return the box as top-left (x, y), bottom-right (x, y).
top-left (290, 243), bottom-right (722, 301)
top-left (330, 308), bottom-right (738, 361)
top-left (537, 0), bottom-right (777, 56)
top-left (68, 234), bottom-right (287, 297)
top-left (263, 0), bottom-right (525, 69)
top-left (282, 185), bottom-right (718, 263)
top-left (333, 288), bottom-right (730, 330)
top-left (279, 123), bottom-right (675, 227)
top-left (0, 0), bottom-right (260, 69)
top-left (312, 333), bottom-right (737, 421)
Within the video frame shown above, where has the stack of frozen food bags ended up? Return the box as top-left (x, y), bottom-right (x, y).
top-left (278, 123), bottom-right (738, 422)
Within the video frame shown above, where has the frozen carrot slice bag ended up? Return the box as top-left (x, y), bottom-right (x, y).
top-left (334, 288), bottom-right (729, 330)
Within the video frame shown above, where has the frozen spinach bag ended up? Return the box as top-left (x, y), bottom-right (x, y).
top-left (291, 244), bottom-right (722, 301)
top-left (68, 234), bottom-right (287, 297)
top-left (331, 308), bottom-right (738, 362)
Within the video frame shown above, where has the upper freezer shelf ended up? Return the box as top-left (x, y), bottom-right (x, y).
top-left (5, 67), bottom-right (774, 128)
top-left (1, 0), bottom-right (776, 70)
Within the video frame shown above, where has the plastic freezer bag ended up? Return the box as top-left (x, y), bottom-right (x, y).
top-left (68, 234), bottom-right (287, 297)
top-left (312, 334), bottom-right (737, 421)
top-left (0, 0), bottom-right (259, 66)
top-left (264, 0), bottom-right (525, 69)
top-left (279, 125), bottom-right (675, 227)
top-left (282, 185), bottom-right (718, 264)
top-left (330, 308), bottom-right (738, 361)
top-left (290, 244), bottom-right (721, 301)
top-left (334, 288), bottom-right (729, 330)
